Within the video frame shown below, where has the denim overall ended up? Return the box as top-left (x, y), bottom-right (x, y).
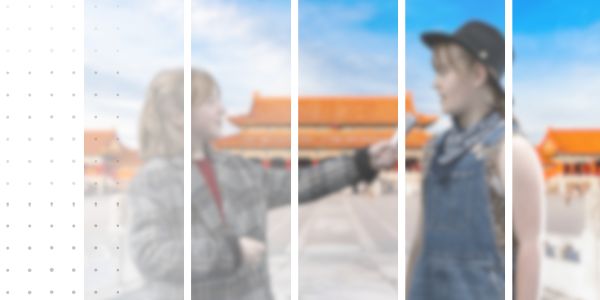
top-left (409, 114), bottom-right (505, 300)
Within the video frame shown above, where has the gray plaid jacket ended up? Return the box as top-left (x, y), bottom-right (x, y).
top-left (121, 149), bottom-right (374, 300)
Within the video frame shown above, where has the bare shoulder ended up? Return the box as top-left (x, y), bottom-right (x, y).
top-left (512, 135), bottom-right (539, 164)
top-left (512, 134), bottom-right (544, 185)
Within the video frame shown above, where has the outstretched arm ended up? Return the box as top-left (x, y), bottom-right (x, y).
top-left (298, 147), bottom-right (378, 203)
top-left (513, 135), bottom-right (545, 300)
top-left (259, 148), bottom-right (377, 209)
top-left (261, 140), bottom-right (397, 209)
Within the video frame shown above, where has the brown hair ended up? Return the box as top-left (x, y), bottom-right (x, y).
top-left (432, 43), bottom-right (504, 118)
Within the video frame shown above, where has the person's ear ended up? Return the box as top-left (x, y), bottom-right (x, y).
top-left (472, 62), bottom-right (488, 88)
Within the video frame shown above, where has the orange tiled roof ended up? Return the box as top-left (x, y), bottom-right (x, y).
top-left (300, 129), bottom-right (395, 149)
top-left (543, 163), bottom-right (563, 180)
top-left (406, 128), bottom-right (432, 149)
top-left (84, 129), bottom-right (141, 165)
top-left (218, 92), bottom-right (437, 150)
top-left (215, 128), bottom-right (432, 150)
top-left (406, 92), bottom-right (437, 127)
top-left (85, 129), bottom-right (122, 156)
top-left (230, 93), bottom-right (398, 126)
top-left (215, 130), bottom-right (290, 149)
top-left (538, 128), bottom-right (600, 157)
top-left (536, 128), bottom-right (600, 180)
top-left (230, 95), bottom-right (290, 126)
top-left (214, 129), bottom-right (397, 150)
top-left (119, 147), bottom-right (142, 165)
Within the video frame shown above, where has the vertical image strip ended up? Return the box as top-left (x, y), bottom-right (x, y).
top-left (84, 1), bottom-right (184, 299)
top-left (298, 1), bottom-right (399, 299)
top-left (505, 0), bottom-right (513, 298)
top-left (514, 0), bottom-right (600, 299)
top-left (184, 0), bottom-right (192, 298)
top-left (398, 0), bottom-right (407, 296)
top-left (291, 0), bottom-right (300, 298)
top-left (405, 0), bottom-right (506, 299)
top-left (191, 0), bottom-right (292, 299)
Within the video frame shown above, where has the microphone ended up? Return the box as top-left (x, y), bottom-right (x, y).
top-left (388, 114), bottom-right (417, 149)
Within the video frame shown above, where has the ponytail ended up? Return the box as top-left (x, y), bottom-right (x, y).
top-left (488, 77), bottom-right (505, 118)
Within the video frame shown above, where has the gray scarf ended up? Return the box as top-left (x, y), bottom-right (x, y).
top-left (438, 112), bottom-right (503, 165)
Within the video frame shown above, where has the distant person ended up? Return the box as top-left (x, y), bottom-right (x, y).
top-left (408, 21), bottom-right (505, 300)
top-left (122, 68), bottom-right (398, 300)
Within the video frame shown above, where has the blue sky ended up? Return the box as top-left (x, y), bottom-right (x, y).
top-left (191, 0), bottom-right (291, 118)
top-left (85, 0), bottom-right (184, 149)
top-left (87, 0), bottom-right (600, 148)
top-left (194, 0), bottom-right (397, 132)
top-left (86, 0), bottom-right (397, 147)
top-left (299, 0), bottom-right (397, 95)
top-left (406, 0), bottom-right (600, 141)
top-left (301, 0), bottom-right (397, 35)
top-left (406, 0), bottom-right (504, 132)
top-left (86, 0), bottom-right (290, 148)
top-left (514, 0), bottom-right (600, 142)
top-left (515, 0), bottom-right (600, 34)
top-left (193, 0), bottom-right (398, 109)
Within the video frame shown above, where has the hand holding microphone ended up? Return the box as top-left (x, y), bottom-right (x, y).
top-left (367, 113), bottom-right (417, 170)
top-left (368, 134), bottom-right (398, 170)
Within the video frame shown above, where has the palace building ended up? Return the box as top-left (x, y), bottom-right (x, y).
top-left (215, 93), bottom-right (398, 167)
top-left (538, 129), bottom-right (600, 176)
top-left (405, 92), bottom-right (437, 172)
top-left (215, 92), bottom-right (436, 171)
top-left (84, 129), bottom-right (141, 194)
top-left (83, 93), bottom-right (437, 194)
top-left (537, 128), bottom-right (600, 299)
top-left (537, 128), bottom-right (600, 196)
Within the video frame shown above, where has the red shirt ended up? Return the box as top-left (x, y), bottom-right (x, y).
top-left (195, 159), bottom-right (225, 222)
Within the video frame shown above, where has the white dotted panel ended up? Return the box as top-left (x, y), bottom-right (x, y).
top-left (0, 1), bottom-right (84, 298)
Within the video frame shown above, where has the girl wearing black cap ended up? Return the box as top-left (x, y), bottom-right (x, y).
top-left (407, 21), bottom-right (506, 300)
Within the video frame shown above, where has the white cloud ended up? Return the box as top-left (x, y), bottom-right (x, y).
top-left (515, 63), bottom-right (600, 143)
top-left (86, 0), bottom-right (183, 89)
top-left (85, 0), bottom-right (184, 148)
top-left (85, 0), bottom-right (290, 145)
top-left (86, 0), bottom-right (399, 147)
top-left (298, 2), bottom-right (397, 95)
top-left (191, 0), bottom-right (290, 114)
top-left (515, 22), bottom-right (600, 143)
